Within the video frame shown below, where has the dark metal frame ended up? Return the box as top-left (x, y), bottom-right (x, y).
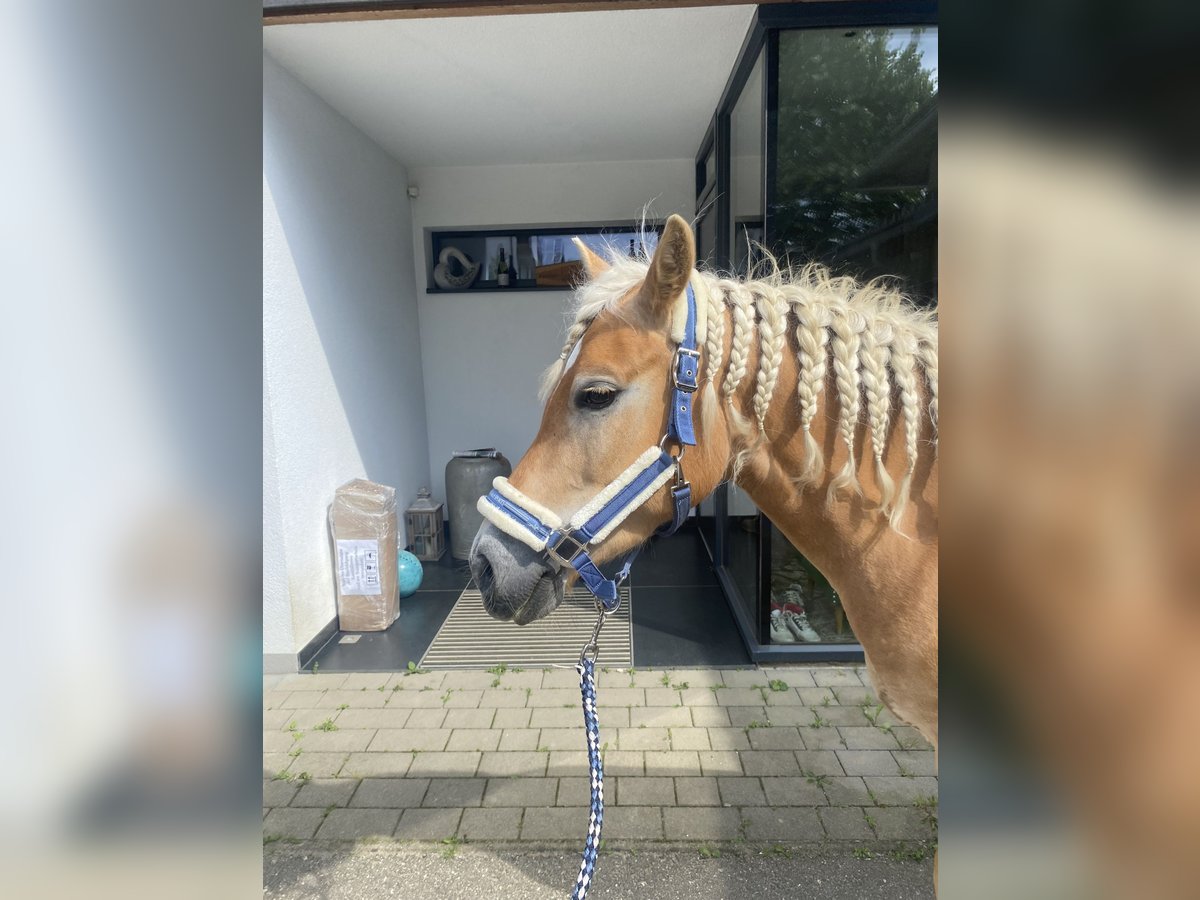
top-left (696, 1), bottom-right (937, 663)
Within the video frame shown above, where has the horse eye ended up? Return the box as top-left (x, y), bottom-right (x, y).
top-left (576, 386), bottom-right (618, 410)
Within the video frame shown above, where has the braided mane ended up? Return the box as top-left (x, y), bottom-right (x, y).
top-left (540, 254), bottom-right (938, 531)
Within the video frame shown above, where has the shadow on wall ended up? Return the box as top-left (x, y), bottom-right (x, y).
top-left (263, 56), bottom-right (430, 498)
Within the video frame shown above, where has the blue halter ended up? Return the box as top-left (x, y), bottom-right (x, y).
top-left (479, 283), bottom-right (700, 611)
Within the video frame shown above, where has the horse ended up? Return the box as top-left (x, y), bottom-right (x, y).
top-left (468, 213), bottom-right (938, 750)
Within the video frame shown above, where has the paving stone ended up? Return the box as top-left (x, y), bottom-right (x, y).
top-left (869, 806), bottom-right (936, 839)
top-left (862, 776), bottom-right (938, 806)
top-left (717, 776), bottom-right (767, 806)
top-left (315, 808), bottom-right (399, 840)
top-left (276, 673), bottom-right (348, 692)
top-left (605, 806), bottom-right (664, 839)
top-left (339, 673), bottom-right (392, 691)
top-left (334, 709), bottom-right (412, 730)
top-left (616, 728), bottom-right (670, 751)
top-left (539, 668), bottom-right (581, 689)
top-left (404, 709), bottom-right (449, 729)
top-left (760, 776), bottom-right (828, 806)
top-left (747, 727), bottom-right (806, 751)
top-left (498, 729), bottom-right (540, 751)
top-left (662, 807), bottom-right (743, 840)
top-left (556, 777), bottom-right (591, 806)
top-left (291, 778), bottom-right (359, 808)
top-left (597, 688), bottom-right (646, 707)
top-left (717, 688), bottom-right (767, 707)
top-left (617, 777), bottom-right (675, 806)
top-left (630, 706), bottom-right (692, 728)
top-left (262, 779), bottom-right (298, 808)
top-left (689, 707), bottom-right (731, 727)
top-left (529, 707), bottom-right (579, 728)
top-left (368, 729), bottom-right (451, 752)
top-left (443, 690), bottom-right (484, 708)
top-left (819, 806), bottom-right (874, 840)
top-left (316, 691), bottom-right (389, 709)
top-left (263, 754), bottom-right (295, 779)
top-left (764, 707), bottom-right (816, 727)
top-left (668, 727), bottom-right (711, 751)
top-left (643, 688), bottom-right (682, 706)
top-left (287, 753), bottom-right (348, 779)
top-left (676, 687), bottom-right (719, 708)
top-left (600, 751), bottom-right (643, 776)
top-left (725, 706), bottom-right (769, 727)
top-left (819, 706), bottom-right (877, 726)
top-left (759, 668), bottom-right (817, 688)
top-left (643, 751), bottom-right (701, 777)
top-left (264, 730), bottom-right (299, 754)
top-left (665, 669), bottom-right (724, 688)
top-left (525, 689), bottom-right (578, 708)
top-left (742, 807), bottom-right (824, 841)
top-left (297, 730), bottom-right (376, 753)
top-left (740, 751), bottom-right (801, 777)
top-left (795, 688), bottom-right (838, 706)
top-left (459, 806), bottom-right (523, 840)
top-left (822, 777), bottom-right (873, 805)
top-left (263, 710), bottom-right (294, 730)
top-left (544, 751), bottom-right (588, 777)
top-left (891, 726), bottom-right (934, 752)
top-left (263, 807), bottom-right (324, 840)
top-left (422, 777), bottom-right (486, 808)
top-left (385, 671), bottom-right (445, 691)
top-left (802, 728), bottom-right (848, 750)
top-left (537, 728), bottom-right (583, 751)
top-left (443, 708), bottom-right (496, 729)
top-left (892, 750), bottom-right (937, 776)
top-left (837, 750), bottom-right (901, 777)
top-left (764, 688), bottom-right (806, 707)
top-left (811, 668), bottom-right (863, 687)
top-left (697, 751), bottom-right (742, 776)
top-left (350, 778), bottom-right (428, 808)
top-left (441, 671), bottom-right (500, 690)
top-left (446, 729), bottom-right (501, 751)
top-left (483, 777), bottom-right (558, 808)
top-left (264, 691), bottom-right (292, 711)
top-left (599, 707), bottom-right (630, 727)
top-left (477, 689), bottom-right (529, 708)
top-left (627, 669), bottom-right (671, 687)
top-left (674, 776), bottom-right (720, 807)
top-left (839, 726), bottom-right (899, 750)
top-left (519, 807), bottom-right (586, 841)
top-left (406, 751), bottom-right (481, 778)
top-left (386, 690), bottom-right (447, 709)
top-left (826, 687), bottom-right (878, 707)
top-left (394, 808), bottom-right (462, 841)
top-left (706, 728), bottom-right (750, 751)
top-left (479, 751), bottom-right (548, 777)
top-left (492, 708), bottom-right (533, 729)
top-left (340, 752), bottom-right (413, 779)
top-left (280, 694), bottom-right (324, 709)
top-left (494, 669), bottom-right (544, 689)
top-left (720, 669), bottom-right (766, 687)
top-left (793, 750), bottom-right (846, 777)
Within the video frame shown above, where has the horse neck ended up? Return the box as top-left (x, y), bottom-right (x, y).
top-left (697, 279), bottom-right (939, 600)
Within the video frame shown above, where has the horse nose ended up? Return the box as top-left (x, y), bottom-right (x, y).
top-left (470, 548), bottom-right (496, 603)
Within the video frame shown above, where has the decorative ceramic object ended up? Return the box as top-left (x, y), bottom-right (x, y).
top-left (433, 246), bottom-right (481, 290)
top-left (397, 549), bottom-right (424, 598)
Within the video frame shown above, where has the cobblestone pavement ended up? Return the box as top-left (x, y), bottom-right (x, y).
top-left (263, 666), bottom-right (936, 853)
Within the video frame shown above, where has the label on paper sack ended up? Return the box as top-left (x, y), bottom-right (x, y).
top-left (336, 540), bottom-right (382, 596)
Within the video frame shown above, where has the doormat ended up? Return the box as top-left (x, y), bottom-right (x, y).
top-left (419, 584), bottom-right (633, 669)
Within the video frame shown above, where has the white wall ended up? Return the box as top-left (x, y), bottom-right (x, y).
top-left (408, 159), bottom-right (693, 502)
top-left (263, 54), bottom-right (431, 667)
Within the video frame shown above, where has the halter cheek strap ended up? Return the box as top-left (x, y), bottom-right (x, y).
top-left (478, 282), bottom-right (700, 611)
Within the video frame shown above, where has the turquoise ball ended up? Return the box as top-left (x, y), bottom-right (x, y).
top-left (397, 550), bottom-right (424, 598)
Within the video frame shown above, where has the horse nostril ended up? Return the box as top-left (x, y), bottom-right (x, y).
top-left (473, 556), bottom-right (495, 600)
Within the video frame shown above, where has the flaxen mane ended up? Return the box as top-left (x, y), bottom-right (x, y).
top-left (539, 253), bottom-right (938, 532)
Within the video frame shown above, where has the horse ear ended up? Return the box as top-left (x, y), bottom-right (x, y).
top-left (572, 238), bottom-right (609, 280)
top-left (642, 214), bottom-right (696, 322)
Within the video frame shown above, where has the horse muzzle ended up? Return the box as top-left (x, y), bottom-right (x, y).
top-left (469, 521), bottom-right (564, 625)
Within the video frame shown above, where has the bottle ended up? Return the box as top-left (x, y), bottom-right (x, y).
top-left (497, 248), bottom-right (510, 287)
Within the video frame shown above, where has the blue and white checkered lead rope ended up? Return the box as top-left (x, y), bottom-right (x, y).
top-left (570, 653), bottom-right (604, 900)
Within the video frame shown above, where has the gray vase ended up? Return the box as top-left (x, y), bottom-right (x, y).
top-left (445, 449), bottom-right (512, 560)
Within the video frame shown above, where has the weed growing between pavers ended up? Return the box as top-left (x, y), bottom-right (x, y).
top-left (768, 680), bottom-right (789, 692)
top-left (314, 719), bottom-right (338, 732)
top-left (698, 845), bottom-right (721, 858)
top-left (440, 836), bottom-right (464, 859)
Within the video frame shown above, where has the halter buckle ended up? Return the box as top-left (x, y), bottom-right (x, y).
top-left (672, 347), bottom-right (700, 393)
top-left (546, 530), bottom-right (588, 569)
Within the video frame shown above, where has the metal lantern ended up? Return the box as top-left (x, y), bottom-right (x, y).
top-left (405, 487), bottom-right (445, 561)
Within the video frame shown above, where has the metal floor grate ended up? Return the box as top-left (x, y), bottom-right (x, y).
top-left (419, 584), bottom-right (633, 669)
